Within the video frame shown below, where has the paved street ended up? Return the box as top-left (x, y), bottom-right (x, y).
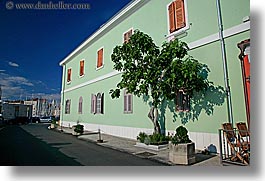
top-left (0, 124), bottom-right (166, 166)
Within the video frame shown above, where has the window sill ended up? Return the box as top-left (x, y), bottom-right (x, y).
top-left (79, 74), bottom-right (85, 78)
top-left (96, 64), bottom-right (104, 71)
top-left (166, 25), bottom-right (190, 40)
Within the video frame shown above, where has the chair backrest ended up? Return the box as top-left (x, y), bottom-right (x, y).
top-left (236, 122), bottom-right (250, 137)
top-left (222, 123), bottom-right (236, 141)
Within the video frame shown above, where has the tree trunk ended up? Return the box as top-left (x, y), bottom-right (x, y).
top-left (148, 106), bottom-right (161, 134)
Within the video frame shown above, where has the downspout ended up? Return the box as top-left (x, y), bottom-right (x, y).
top-left (216, 0), bottom-right (234, 126)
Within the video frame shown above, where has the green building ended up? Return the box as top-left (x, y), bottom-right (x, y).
top-left (59, 0), bottom-right (250, 152)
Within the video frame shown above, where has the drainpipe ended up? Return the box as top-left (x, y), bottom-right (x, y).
top-left (216, 0), bottom-right (234, 127)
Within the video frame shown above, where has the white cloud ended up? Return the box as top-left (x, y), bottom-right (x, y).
top-left (8, 61), bottom-right (19, 67)
top-left (0, 73), bottom-right (34, 99)
top-left (0, 70), bottom-right (6, 72)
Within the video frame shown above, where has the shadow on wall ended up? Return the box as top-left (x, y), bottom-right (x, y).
top-left (143, 84), bottom-right (226, 134)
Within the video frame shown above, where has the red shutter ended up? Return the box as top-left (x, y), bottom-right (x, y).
top-left (168, 2), bottom-right (176, 33)
top-left (174, 0), bottom-right (186, 30)
top-left (80, 60), bottom-right (84, 76)
top-left (97, 48), bottom-right (103, 68)
top-left (243, 55), bottom-right (250, 123)
top-left (67, 68), bottom-right (71, 82)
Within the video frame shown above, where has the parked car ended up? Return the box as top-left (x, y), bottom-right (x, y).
top-left (30, 116), bottom-right (40, 123)
top-left (39, 116), bottom-right (54, 123)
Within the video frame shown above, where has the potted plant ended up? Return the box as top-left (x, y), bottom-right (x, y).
top-left (50, 119), bottom-right (57, 129)
top-left (136, 132), bottom-right (170, 151)
top-left (169, 126), bottom-right (196, 165)
top-left (72, 124), bottom-right (84, 136)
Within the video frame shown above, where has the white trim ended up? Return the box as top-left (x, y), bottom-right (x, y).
top-left (166, 0), bottom-right (190, 39)
top-left (62, 22), bottom-right (250, 93)
top-left (64, 70), bottom-right (121, 93)
top-left (59, 0), bottom-right (145, 66)
top-left (188, 21), bottom-right (250, 50)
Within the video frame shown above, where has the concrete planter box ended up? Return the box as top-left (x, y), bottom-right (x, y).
top-left (50, 123), bottom-right (55, 129)
top-left (135, 142), bottom-right (168, 151)
top-left (72, 130), bottom-right (81, 136)
top-left (169, 142), bottom-right (196, 165)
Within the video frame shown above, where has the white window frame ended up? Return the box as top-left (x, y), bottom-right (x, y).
top-left (166, 0), bottom-right (190, 40)
top-left (79, 59), bottom-right (85, 78)
top-left (96, 47), bottom-right (104, 71)
top-left (78, 96), bottom-right (83, 114)
top-left (65, 99), bottom-right (71, 114)
top-left (67, 67), bottom-right (72, 84)
top-left (124, 89), bottom-right (133, 114)
top-left (122, 27), bottom-right (134, 43)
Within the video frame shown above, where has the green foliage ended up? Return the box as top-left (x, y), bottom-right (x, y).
top-left (110, 29), bottom-right (210, 108)
top-left (137, 132), bottom-right (148, 143)
top-left (74, 124), bottom-right (84, 134)
top-left (171, 126), bottom-right (192, 144)
top-left (137, 132), bottom-right (170, 145)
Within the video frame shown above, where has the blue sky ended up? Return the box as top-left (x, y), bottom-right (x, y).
top-left (0, 0), bottom-right (131, 101)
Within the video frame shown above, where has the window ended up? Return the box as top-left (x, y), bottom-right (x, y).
top-left (67, 68), bottom-right (72, 82)
top-left (78, 96), bottom-right (83, 114)
top-left (97, 48), bottom-right (104, 69)
top-left (123, 29), bottom-right (133, 43)
top-left (176, 90), bottom-right (190, 111)
top-left (80, 60), bottom-right (85, 77)
top-left (168, 0), bottom-right (186, 34)
top-left (65, 99), bottom-right (71, 114)
top-left (124, 89), bottom-right (133, 113)
top-left (91, 93), bottom-right (104, 114)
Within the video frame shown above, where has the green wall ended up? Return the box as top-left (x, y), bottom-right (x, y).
top-left (61, 0), bottom-right (250, 134)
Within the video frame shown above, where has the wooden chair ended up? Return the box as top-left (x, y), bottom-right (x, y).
top-left (236, 122), bottom-right (250, 158)
top-left (222, 123), bottom-right (249, 165)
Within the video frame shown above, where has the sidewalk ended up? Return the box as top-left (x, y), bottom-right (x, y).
top-left (56, 126), bottom-right (222, 166)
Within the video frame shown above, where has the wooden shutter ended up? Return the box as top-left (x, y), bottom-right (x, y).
top-left (168, 2), bottom-right (176, 33)
top-left (124, 29), bottom-right (133, 43)
top-left (91, 94), bottom-right (96, 114)
top-left (97, 48), bottom-right (103, 68)
top-left (67, 68), bottom-right (71, 82)
top-left (100, 93), bottom-right (104, 114)
top-left (80, 60), bottom-right (84, 76)
top-left (176, 91), bottom-right (183, 111)
top-left (78, 97), bottom-right (83, 114)
top-left (124, 93), bottom-right (128, 112)
top-left (183, 94), bottom-right (190, 111)
top-left (174, 0), bottom-right (186, 30)
top-left (127, 94), bottom-right (133, 113)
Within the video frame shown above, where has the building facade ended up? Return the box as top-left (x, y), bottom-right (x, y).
top-left (59, 0), bottom-right (250, 152)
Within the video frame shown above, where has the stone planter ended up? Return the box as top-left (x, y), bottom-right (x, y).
top-left (169, 142), bottom-right (196, 165)
top-left (50, 123), bottom-right (55, 129)
top-left (72, 130), bottom-right (81, 136)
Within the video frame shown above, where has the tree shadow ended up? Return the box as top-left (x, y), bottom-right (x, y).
top-left (142, 84), bottom-right (226, 131)
top-left (166, 85), bottom-right (226, 125)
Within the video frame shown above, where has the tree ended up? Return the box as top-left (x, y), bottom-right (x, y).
top-left (110, 30), bottom-right (210, 134)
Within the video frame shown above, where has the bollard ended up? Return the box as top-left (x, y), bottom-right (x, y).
top-left (97, 129), bottom-right (103, 143)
